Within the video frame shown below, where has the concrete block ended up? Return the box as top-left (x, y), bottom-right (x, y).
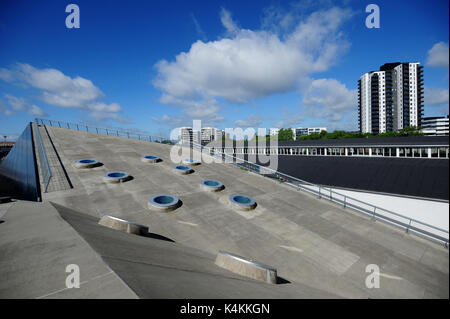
top-left (215, 250), bottom-right (277, 284)
top-left (98, 215), bottom-right (148, 235)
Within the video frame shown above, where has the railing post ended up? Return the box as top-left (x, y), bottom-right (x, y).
top-left (106, 129), bottom-right (109, 135)
top-left (406, 219), bottom-right (412, 233)
top-left (372, 207), bottom-right (376, 221)
top-left (116, 130), bottom-right (119, 137)
top-left (96, 128), bottom-right (98, 134)
top-left (58, 121), bottom-right (61, 128)
top-left (138, 134), bottom-right (140, 140)
top-left (67, 123), bottom-right (70, 129)
top-left (76, 124), bottom-right (79, 131)
top-left (86, 125), bottom-right (88, 132)
top-left (127, 132), bottom-right (129, 139)
top-left (318, 186), bottom-right (321, 199)
top-left (330, 190), bottom-right (333, 201)
top-left (343, 196), bottom-right (347, 208)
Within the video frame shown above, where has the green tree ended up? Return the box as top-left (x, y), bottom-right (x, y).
top-left (278, 128), bottom-right (294, 141)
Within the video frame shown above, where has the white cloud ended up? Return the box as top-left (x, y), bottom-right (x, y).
top-left (235, 115), bottom-right (263, 127)
top-left (5, 94), bottom-right (27, 110)
top-left (191, 13), bottom-right (207, 41)
top-left (153, 7), bottom-right (352, 124)
top-left (0, 68), bottom-right (14, 82)
top-left (426, 42), bottom-right (449, 69)
top-left (28, 104), bottom-right (46, 116)
top-left (14, 63), bottom-right (104, 108)
top-left (220, 8), bottom-right (239, 35)
top-left (302, 78), bottom-right (356, 122)
top-left (87, 102), bottom-right (122, 113)
top-left (4, 94), bottom-right (47, 117)
top-left (425, 87), bottom-right (449, 105)
top-left (0, 64), bottom-right (127, 123)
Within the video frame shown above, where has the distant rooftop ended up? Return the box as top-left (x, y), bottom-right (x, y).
top-left (208, 136), bottom-right (449, 147)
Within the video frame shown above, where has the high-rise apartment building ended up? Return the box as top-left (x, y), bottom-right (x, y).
top-left (358, 62), bottom-right (424, 134)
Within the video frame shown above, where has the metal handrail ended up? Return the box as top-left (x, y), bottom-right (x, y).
top-left (33, 119), bottom-right (52, 193)
top-left (189, 141), bottom-right (449, 246)
top-left (36, 118), bottom-right (174, 144)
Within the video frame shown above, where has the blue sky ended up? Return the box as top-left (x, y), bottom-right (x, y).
top-left (0, 0), bottom-right (448, 139)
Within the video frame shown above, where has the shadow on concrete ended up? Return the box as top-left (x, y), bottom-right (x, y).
top-left (276, 276), bottom-right (291, 285)
top-left (0, 220), bottom-right (4, 224)
top-left (141, 231), bottom-right (175, 243)
top-left (124, 175), bottom-right (134, 183)
top-left (176, 199), bottom-right (183, 210)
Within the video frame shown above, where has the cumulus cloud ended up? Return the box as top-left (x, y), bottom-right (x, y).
top-left (0, 63), bottom-right (127, 123)
top-left (426, 42), bottom-right (449, 69)
top-left (153, 6), bottom-right (353, 125)
top-left (4, 94), bottom-right (47, 117)
top-left (302, 78), bottom-right (356, 122)
top-left (12, 63), bottom-right (104, 108)
top-left (235, 115), bottom-right (263, 127)
top-left (425, 87), bottom-right (449, 105)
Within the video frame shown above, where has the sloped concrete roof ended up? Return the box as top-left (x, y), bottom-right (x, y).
top-left (1, 125), bottom-right (448, 298)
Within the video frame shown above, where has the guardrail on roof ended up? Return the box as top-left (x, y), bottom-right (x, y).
top-left (36, 118), bottom-right (176, 144)
top-left (33, 120), bottom-right (52, 193)
top-left (189, 141), bottom-right (449, 247)
top-left (36, 118), bottom-right (449, 246)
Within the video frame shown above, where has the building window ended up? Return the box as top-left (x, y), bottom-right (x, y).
top-left (431, 148), bottom-right (438, 158)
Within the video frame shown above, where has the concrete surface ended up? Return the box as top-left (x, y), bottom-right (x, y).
top-left (2, 125), bottom-right (449, 298)
top-left (0, 201), bottom-right (137, 299)
top-left (53, 202), bottom-right (336, 298)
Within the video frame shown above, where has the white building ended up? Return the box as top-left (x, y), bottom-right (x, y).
top-left (269, 128), bottom-right (280, 136)
top-left (292, 127), bottom-right (327, 140)
top-left (422, 116), bottom-right (449, 136)
top-left (179, 127), bottom-right (193, 145)
top-left (269, 127), bottom-right (326, 140)
top-left (358, 62), bottom-right (424, 134)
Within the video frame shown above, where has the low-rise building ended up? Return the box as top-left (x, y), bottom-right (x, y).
top-left (422, 116), bottom-right (449, 136)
